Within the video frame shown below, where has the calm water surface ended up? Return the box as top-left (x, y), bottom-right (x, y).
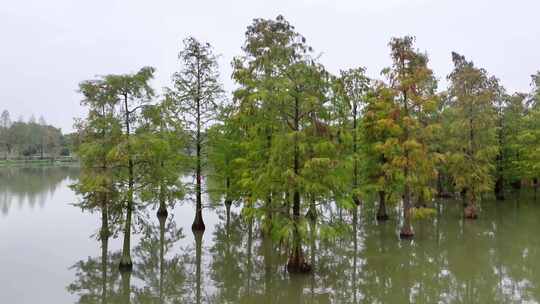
top-left (1, 166), bottom-right (540, 303)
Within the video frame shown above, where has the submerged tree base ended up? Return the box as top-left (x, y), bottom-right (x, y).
top-left (464, 205), bottom-right (478, 219)
top-left (399, 227), bottom-right (414, 239)
top-left (377, 214), bottom-right (389, 221)
top-left (156, 206), bottom-right (168, 219)
top-left (192, 213), bottom-right (206, 232)
top-left (118, 259), bottom-right (133, 273)
top-left (287, 245), bottom-right (312, 274)
top-left (437, 192), bottom-right (454, 198)
top-left (287, 258), bottom-right (312, 274)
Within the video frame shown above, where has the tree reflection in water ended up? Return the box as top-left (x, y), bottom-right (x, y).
top-left (0, 166), bottom-right (78, 215)
top-left (68, 193), bottom-right (540, 303)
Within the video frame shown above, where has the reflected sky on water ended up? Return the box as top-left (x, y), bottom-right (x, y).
top-left (1, 167), bottom-right (539, 303)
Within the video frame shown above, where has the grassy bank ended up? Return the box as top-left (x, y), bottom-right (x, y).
top-left (0, 157), bottom-right (78, 167)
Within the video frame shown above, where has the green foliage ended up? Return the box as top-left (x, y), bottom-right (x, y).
top-left (411, 207), bottom-right (437, 220)
top-left (361, 81), bottom-right (403, 201)
top-left (445, 53), bottom-right (499, 203)
top-left (232, 15), bottom-right (342, 255)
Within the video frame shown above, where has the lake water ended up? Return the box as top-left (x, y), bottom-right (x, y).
top-left (1, 166), bottom-right (539, 303)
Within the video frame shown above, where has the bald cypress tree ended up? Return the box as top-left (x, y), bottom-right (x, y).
top-left (446, 52), bottom-right (499, 219)
top-left (233, 16), bottom-right (336, 272)
top-left (77, 67), bottom-right (156, 271)
top-left (383, 36), bottom-right (439, 238)
top-left (165, 37), bottom-right (224, 232)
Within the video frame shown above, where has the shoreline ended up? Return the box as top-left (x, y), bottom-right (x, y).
top-left (0, 159), bottom-right (79, 167)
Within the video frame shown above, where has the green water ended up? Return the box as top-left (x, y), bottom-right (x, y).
top-left (1, 166), bottom-right (539, 303)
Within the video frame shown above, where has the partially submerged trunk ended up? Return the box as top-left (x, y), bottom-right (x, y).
top-left (377, 190), bottom-right (389, 221)
top-left (510, 180), bottom-right (522, 190)
top-left (494, 176), bottom-right (505, 201)
top-left (460, 188), bottom-right (468, 207)
top-left (464, 192), bottom-right (478, 219)
top-left (287, 190), bottom-right (311, 274)
top-left (287, 95), bottom-right (311, 274)
top-left (352, 100), bottom-right (360, 207)
top-left (119, 198), bottom-right (133, 271)
top-left (225, 199), bottom-right (232, 231)
top-left (399, 90), bottom-right (413, 239)
top-left (399, 183), bottom-right (414, 239)
top-left (120, 94), bottom-right (134, 272)
top-left (192, 94), bottom-right (205, 232)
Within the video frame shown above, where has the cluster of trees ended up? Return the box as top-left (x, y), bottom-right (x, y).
top-left (74, 15), bottom-right (540, 274)
top-left (0, 110), bottom-right (71, 159)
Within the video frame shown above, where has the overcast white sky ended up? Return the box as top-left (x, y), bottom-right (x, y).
top-left (1, 0), bottom-right (539, 132)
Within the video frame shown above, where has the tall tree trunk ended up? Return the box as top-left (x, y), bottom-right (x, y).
top-left (400, 91), bottom-right (414, 239)
top-left (495, 106), bottom-right (505, 201)
top-left (377, 190), bottom-right (389, 221)
top-left (192, 93), bottom-right (205, 231)
top-left (287, 95), bottom-right (310, 273)
top-left (120, 94), bottom-right (134, 271)
top-left (464, 102), bottom-right (479, 219)
top-left (352, 102), bottom-right (360, 206)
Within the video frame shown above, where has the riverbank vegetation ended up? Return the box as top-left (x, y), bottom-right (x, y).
top-left (73, 15), bottom-right (540, 275)
top-left (0, 111), bottom-right (75, 161)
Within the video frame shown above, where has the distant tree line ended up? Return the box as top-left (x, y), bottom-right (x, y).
top-left (74, 15), bottom-right (540, 275)
top-left (0, 110), bottom-right (73, 159)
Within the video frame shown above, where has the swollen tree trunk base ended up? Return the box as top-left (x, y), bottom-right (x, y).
top-left (495, 177), bottom-right (505, 201)
top-left (192, 212), bottom-right (205, 232)
top-left (156, 206), bottom-right (168, 219)
top-left (118, 258), bottom-right (133, 273)
top-left (399, 226), bottom-right (414, 239)
top-left (510, 180), bottom-right (521, 190)
top-left (464, 205), bottom-right (478, 219)
top-left (377, 191), bottom-right (389, 222)
top-left (157, 211), bottom-right (167, 228)
top-left (287, 251), bottom-right (312, 274)
top-left (377, 214), bottom-right (389, 221)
